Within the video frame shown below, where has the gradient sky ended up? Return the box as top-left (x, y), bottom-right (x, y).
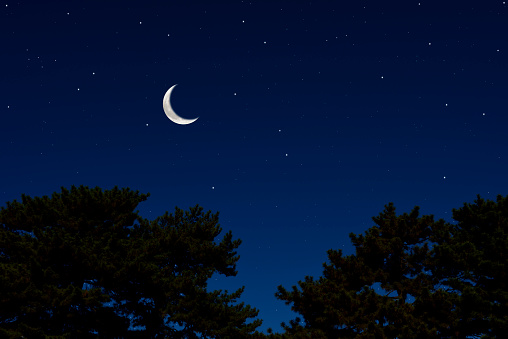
top-left (2, 0), bottom-right (507, 332)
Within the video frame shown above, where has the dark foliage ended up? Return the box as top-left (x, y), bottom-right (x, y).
top-left (274, 195), bottom-right (507, 338)
top-left (0, 185), bottom-right (261, 338)
top-left (431, 195), bottom-right (508, 338)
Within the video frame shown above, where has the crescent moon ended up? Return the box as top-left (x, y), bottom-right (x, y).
top-left (162, 85), bottom-right (198, 125)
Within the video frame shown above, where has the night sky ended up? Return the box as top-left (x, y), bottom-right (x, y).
top-left (2, 0), bottom-right (507, 332)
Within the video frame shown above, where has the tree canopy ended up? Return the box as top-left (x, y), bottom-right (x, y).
top-left (274, 195), bottom-right (507, 338)
top-left (2, 186), bottom-right (506, 338)
top-left (0, 186), bottom-right (261, 338)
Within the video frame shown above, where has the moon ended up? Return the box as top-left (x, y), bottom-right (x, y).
top-left (162, 85), bottom-right (198, 125)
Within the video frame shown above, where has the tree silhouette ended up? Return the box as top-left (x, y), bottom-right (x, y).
top-left (274, 195), bottom-right (507, 338)
top-left (0, 186), bottom-right (261, 338)
top-left (431, 195), bottom-right (508, 338)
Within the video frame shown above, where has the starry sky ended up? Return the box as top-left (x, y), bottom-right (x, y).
top-left (1, 0), bottom-right (507, 333)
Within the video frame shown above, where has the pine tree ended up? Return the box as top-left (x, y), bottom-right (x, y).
top-left (431, 195), bottom-right (508, 338)
top-left (0, 185), bottom-right (261, 338)
top-left (274, 196), bottom-right (507, 338)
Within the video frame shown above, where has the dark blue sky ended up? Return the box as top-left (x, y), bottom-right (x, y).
top-left (2, 0), bottom-right (507, 332)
